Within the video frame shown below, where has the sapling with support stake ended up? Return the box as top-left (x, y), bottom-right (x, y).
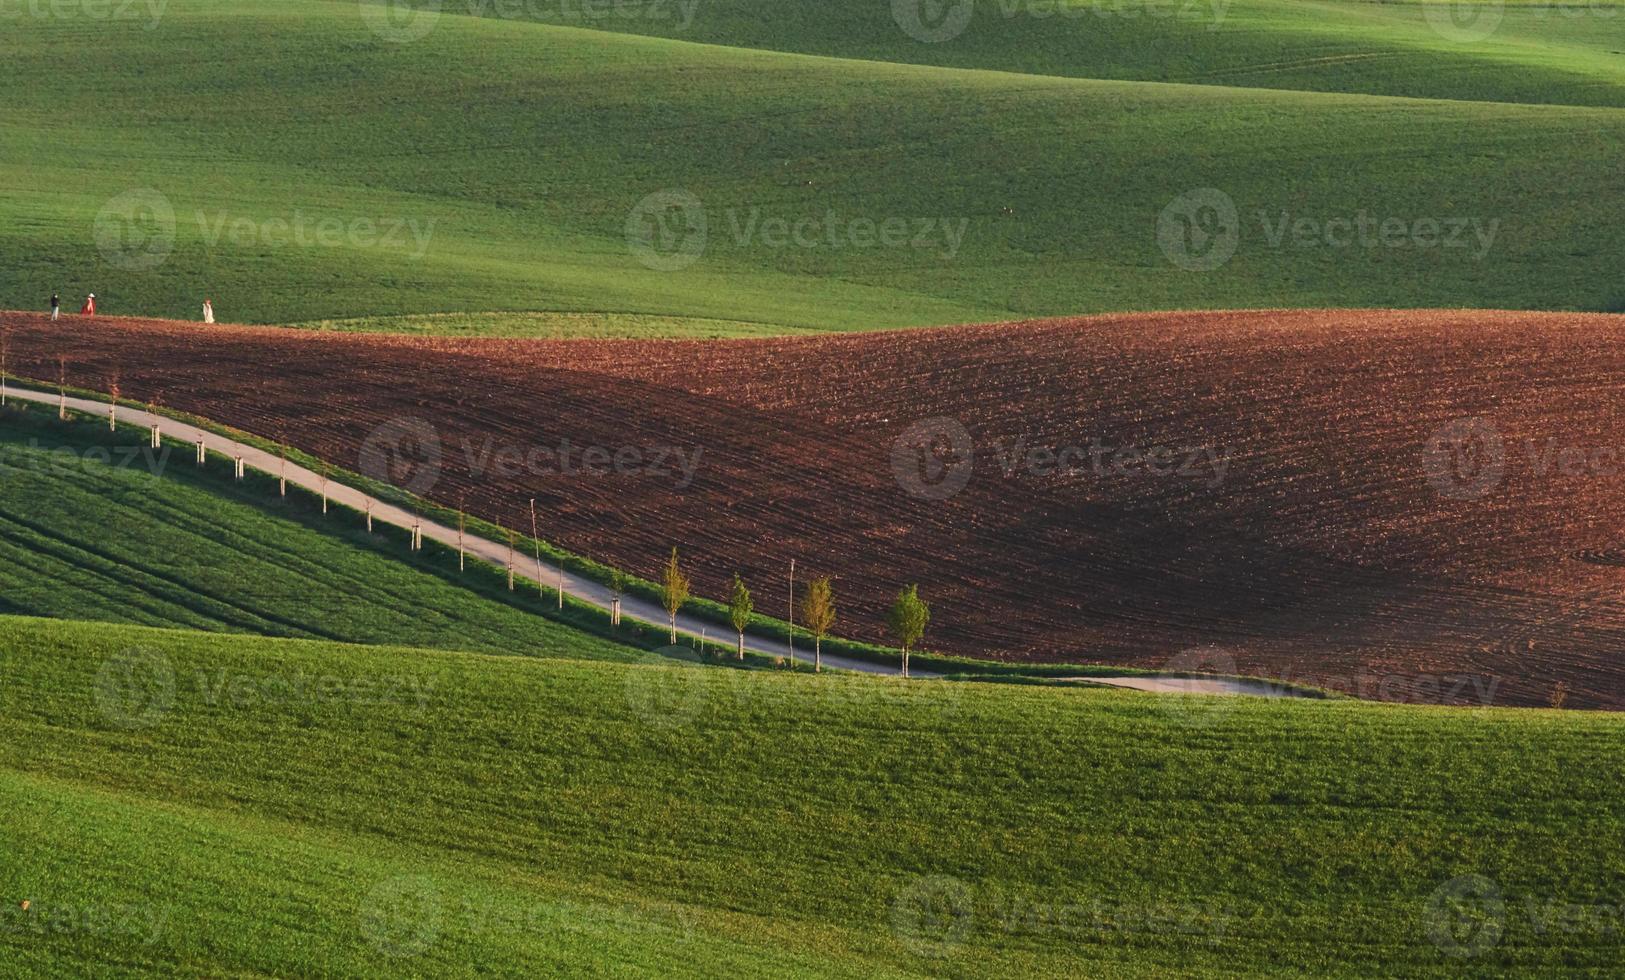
top-left (609, 568), bottom-right (627, 627)
top-left (661, 548), bottom-right (690, 645)
top-left (147, 394), bottom-right (164, 449)
top-left (888, 584), bottom-right (930, 680)
top-left (729, 572), bottom-right (753, 660)
top-left (506, 529), bottom-right (518, 590)
top-left (457, 502), bottom-right (467, 572)
top-left (800, 576), bottom-right (836, 674)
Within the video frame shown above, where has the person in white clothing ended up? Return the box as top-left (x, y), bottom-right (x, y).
top-left (203, 299), bottom-right (214, 324)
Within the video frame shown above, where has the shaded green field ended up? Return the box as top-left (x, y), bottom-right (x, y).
top-left (1, 615), bottom-right (1622, 975)
top-left (0, 409), bottom-right (653, 662)
top-left (417, 0), bottom-right (1625, 108)
top-left (2, 0), bottom-right (1622, 333)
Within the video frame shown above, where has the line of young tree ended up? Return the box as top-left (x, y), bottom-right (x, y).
top-left (651, 548), bottom-right (929, 676)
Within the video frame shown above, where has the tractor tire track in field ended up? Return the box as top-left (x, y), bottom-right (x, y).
top-left (7, 308), bottom-right (1625, 708)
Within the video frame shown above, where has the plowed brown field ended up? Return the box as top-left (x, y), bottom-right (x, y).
top-left (8, 309), bottom-right (1625, 709)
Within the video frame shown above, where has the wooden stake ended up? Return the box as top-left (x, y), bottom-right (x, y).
top-left (150, 424), bottom-right (160, 449)
top-left (528, 498), bottom-right (544, 599)
top-left (234, 456), bottom-right (245, 480)
top-left (458, 510), bottom-right (466, 572)
top-left (196, 437), bottom-right (205, 466)
top-left (365, 499), bottom-right (373, 533)
top-left (506, 531), bottom-right (516, 590)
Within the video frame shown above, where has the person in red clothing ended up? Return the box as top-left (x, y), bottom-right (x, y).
top-left (80, 293), bottom-right (95, 316)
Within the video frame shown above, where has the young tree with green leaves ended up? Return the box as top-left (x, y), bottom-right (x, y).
top-left (728, 572), bottom-right (753, 660)
top-left (661, 548), bottom-right (690, 644)
top-left (799, 576), bottom-right (836, 673)
top-left (888, 585), bottom-right (929, 679)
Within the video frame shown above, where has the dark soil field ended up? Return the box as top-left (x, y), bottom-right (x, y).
top-left (8, 308), bottom-right (1625, 709)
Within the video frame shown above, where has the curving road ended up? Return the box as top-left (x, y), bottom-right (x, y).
top-left (4, 383), bottom-right (925, 676)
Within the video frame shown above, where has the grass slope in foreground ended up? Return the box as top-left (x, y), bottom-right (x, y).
top-left (0, 409), bottom-right (653, 663)
top-left (2, 0), bottom-right (1623, 331)
top-left (2, 616), bottom-right (1622, 975)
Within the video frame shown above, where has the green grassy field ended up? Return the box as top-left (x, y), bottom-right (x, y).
top-left (1, 0), bottom-right (1622, 333)
top-left (423, 0), bottom-right (1625, 108)
top-left (0, 407), bottom-right (659, 662)
top-left (1, 614), bottom-right (1621, 976)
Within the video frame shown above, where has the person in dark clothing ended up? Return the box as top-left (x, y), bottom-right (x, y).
top-left (50, 293), bottom-right (59, 321)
